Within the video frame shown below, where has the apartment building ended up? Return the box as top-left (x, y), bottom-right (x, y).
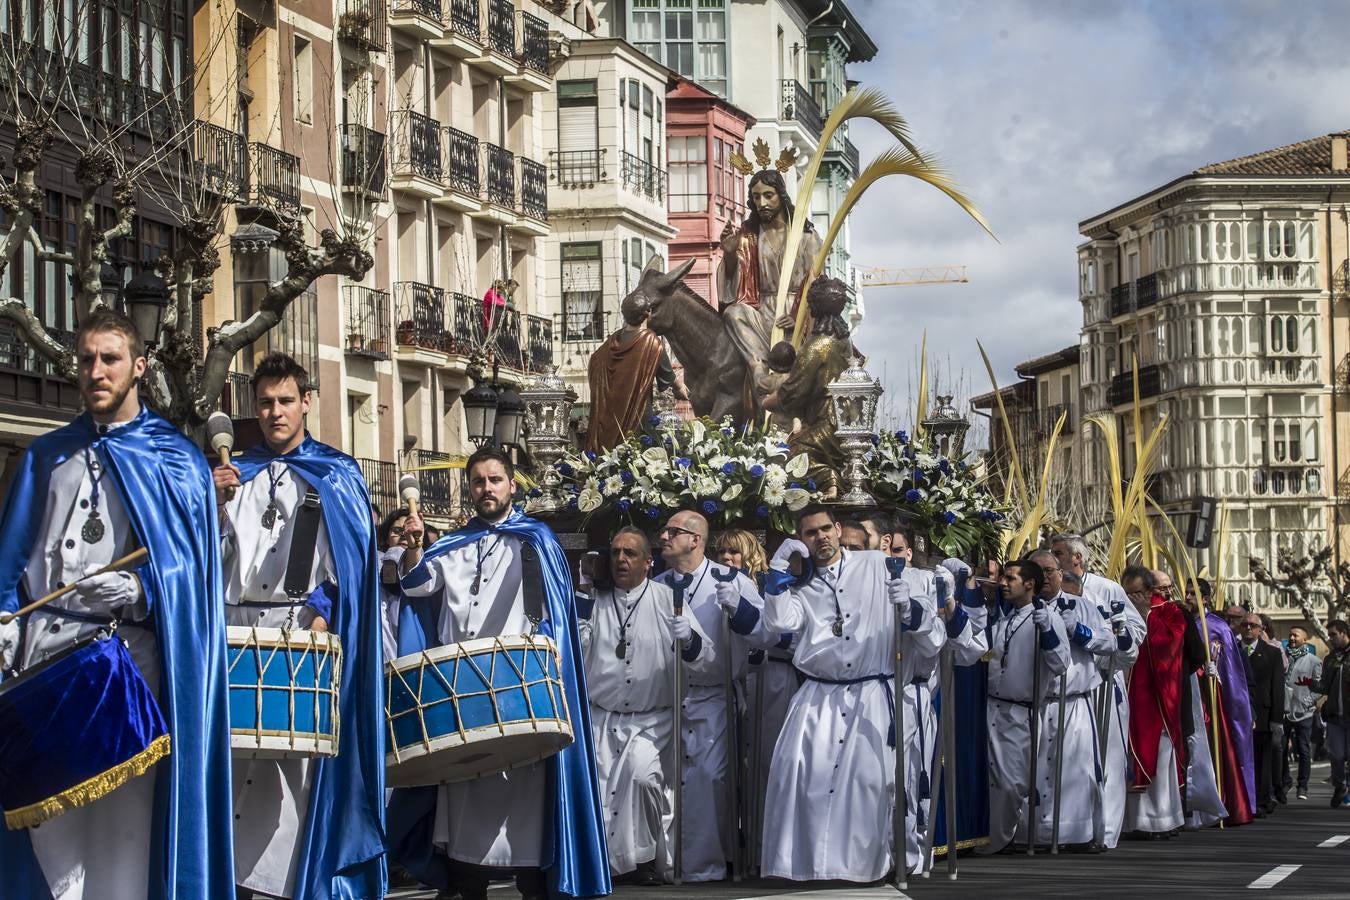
top-left (1077, 130), bottom-right (1350, 614)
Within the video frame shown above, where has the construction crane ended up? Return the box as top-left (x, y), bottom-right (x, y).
top-left (859, 265), bottom-right (969, 288)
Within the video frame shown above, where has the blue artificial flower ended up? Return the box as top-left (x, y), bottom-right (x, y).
top-left (702, 500), bottom-right (719, 515)
top-left (905, 488), bottom-right (922, 503)
top-left (722, 462), bottom-right (736, 475)
top-left (722, 427), bottom-right (734, 436)
top-left (750, 464), bottom-right (765, 478)
top-left (806, 478), bottom-right (817, 492)
top-left (913, 470), bottom-right (926, 485)
top-left (896, 430), bottom-right (909, 444)
top-left (567, 497), bottom-right (579, 511)
top-left (777, 441), bottom-right (790, 450)
top-left (871, 434), bottom-right (880, 446)
top-left (621, 470), bottom-right (635, 484)
top-left (618, 499), bottom-right (631, 512)
top-left (676, 456), bottom-right (692, 468)
top-left (756, 505), bottom-right (770, 518)
top-left (942, 510), bottom-right (957, 525)
top-left (559, 463), bottom-right (574, 476)
top-left (938, 458), bottom-right (952, 475)
top-left (789, 482), bottom-right (800, 490)
top-left (527, 488), bottom-right (542, 498)
top-left (584, 450), bottom-right (597, 461)
top-left (645, 506), bottom-right (659, 519)
top-left (648, 415), bottom-right (662, 427)
top-left (957, 460), bottom-right (968, 471)
top-left (640, 435), bottom-right (653, 446)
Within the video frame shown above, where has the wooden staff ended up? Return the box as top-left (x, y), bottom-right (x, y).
top-left (1027, 599), bottom-right (1044, 856)
top-left (672, 576), bottom-right (688, 885)
top-left (0, 547), bottom-right (149, 625)
top-left (722, 612), bottom-right (743, 881)
top-left (942, 645), bottom-right (959, 880)
top-left (893, 600), bottom-right (908, 890)
top-left (1050, 669), bottom-right (1068, 853)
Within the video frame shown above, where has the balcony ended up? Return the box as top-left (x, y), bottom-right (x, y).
top-left (1109, 282), bottom-right (1134, 318)
top-left (390, 110), bottom-right (443, 198)
top-left (1252, 465), bottom-right (1323, 499)
top-left (358, 457), bottom-right (399, 515)
top-left (338, 0), bottom-right (387, 52)
top-left (193, 121), bottom-right (247, 201)
top-left (345, 285), bottom-right (391, 360)
top-left (517, 158), bottom-right (548, 228)
top-left (0, 324), bottom-right (80, 419)
top-left (1135, 272), bottom-right (1159, 309)
top-left (780, 79), bottom-right (823, 142)
top-left (823, 134), bottom-right (860, 179)
top-left (527, 315), bottom-right (554, 374)
top-left (340, 124), bottom-right (388, 198)
top-left (450, 291), bottom-right (487, 354)
top-left (519, 12), bottom-right (550, 74)
top-left (620, 151), bottom-right (666, 203)
top-left (394, 281), bottom-right (448, 355)
top-left (1033, 403), bottom-right (1075, 435)
top-left (482, 143), bottom-right (516, 220)
top-left (249, 142), bottom-right (301, 211)
top-left (433, 0), bottom-right (482, 56)
top-left (222, 371), bottom-right (257, 421)
top-left (1108, 364), bottom-right (1160, 406)
top-left (389, 0), bottom-right (443, 40)
top-left (404, 449), bottom-right (462, 518)
top-left (493, 307), bottom-right (523, 368)
top-left (470, 0), bottom-right (518, 76)
top-left (436, 126), bottom-right (481, 210)
top-left (1159, 261), bottom-right (1318, 297)
top-left (550, 149), bottom-right (606, 187)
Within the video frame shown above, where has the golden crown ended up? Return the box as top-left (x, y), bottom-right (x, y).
top-left (729, 138), bottom-right (798, 176)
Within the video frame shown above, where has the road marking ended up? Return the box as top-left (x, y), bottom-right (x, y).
top-left (1249, 865), bottom-right (1301, 889)
top-left (1319, 834), bottom-right (1350, 848)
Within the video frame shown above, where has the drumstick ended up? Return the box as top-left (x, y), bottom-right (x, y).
top-left (400, 474), bottom-right (421, 520)
top-left (0, 547), bottom-right (149, 625)
top-left (207, 411), bottom-right (235, 469)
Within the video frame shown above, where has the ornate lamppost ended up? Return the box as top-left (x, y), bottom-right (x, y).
top-left (520, 367), bottom-right (574, 514)
top-left (921, 394), bottom-right (972, 461)
top-left (827, 355), bottom-right (884, 506)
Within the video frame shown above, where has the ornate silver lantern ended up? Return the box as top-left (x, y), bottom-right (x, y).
top-left (827, 355), bottom-right (884, 506)
top-left (651, 385), bottom-right (683, 430)
top-left (921, 394), bottom-right (972, 461)
top-left (520, 368), bottom-right (573, 513)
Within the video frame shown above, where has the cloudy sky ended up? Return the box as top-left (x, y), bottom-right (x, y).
top-left (841, 0), bottom-right (1347, 437)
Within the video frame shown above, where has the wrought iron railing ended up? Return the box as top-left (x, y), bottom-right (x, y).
top-left (484, 143), bottom-right (516, 207)
top-left (550, 149), bottom-right (605, 185)
top-left (494, 306), bottom-right (523, 367)
top-left (447, 0), bottom-right (480, 37)
top-left (390, 0), bottom-right (440, 18)
top-left (404, 449), bottom-right (462, 517)
top-left (450, 292), bottom-right (486, 354)
top-left (358, 457), bottom-right (399, 515)
top-left (338, 0), bottom-right (387, 51)
top-left (1109, 282), bottom-right (1134, 318)
top-left (780, 79), bottom-right (822, 140)
top-left (443, 126), bottom-right (480, 195)
top-left (520, 11), bottom-right (550, 73)
top-left (519, 158), bottom-right (548, 220)
top-left (527, 315), bottom-right (553, 373)
top-left (249, 142), bottom-right (301, 209)
top-left (394, 281), bottom-right (448, 352)
top-left (1135, 272), bottom-right (1159, 309)
top-left (345, 285), bottom-right (391, 359)
top-left (620, 151), bottom-right (666, 202)
top-left (193, 121), bottom-right (248, 200)
top-left (486, 0), bottom-right (515, 56)
top-left (340, 124), bottom-right (388, 196)
top-left (1107, 365), bottom-right (1161, 406)
top-left (223, 371), bottom-right (256, 420)
top-left (391, 110), bottom-right (442, 181)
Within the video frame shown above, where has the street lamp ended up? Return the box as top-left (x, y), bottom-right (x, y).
top-left (921, 394), bottom-right (972, 460)
top-left (826, 355), bottom-right (884, 506)
top-left (123, 270), bottom-right (170, 350)
top-left (100, 259), bottom-right (125, 308)
top-left (462, 378), bottom-right (499, 449)
top-left (494, 385), bottom-right (526, 448)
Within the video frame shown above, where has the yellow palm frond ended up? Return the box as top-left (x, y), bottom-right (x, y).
top-left (1212, 503), bottom-right (1232, 610)
top-left (1003, 410), bottom-right (1067, 558)
top-left (914, 331), bottom-right (929, 442)
top-left (977, 341), bottom-right (1029, 510)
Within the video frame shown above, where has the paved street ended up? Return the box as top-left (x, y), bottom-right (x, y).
top-left (388, 763), bottom-right (1349, 899)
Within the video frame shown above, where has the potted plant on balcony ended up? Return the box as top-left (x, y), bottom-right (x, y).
top-left (369, 336), bottom-right (387, 355)
top-left (396, 319), bottom-right (416, 346)
top-left (347, 331), bottom-right (366, 352)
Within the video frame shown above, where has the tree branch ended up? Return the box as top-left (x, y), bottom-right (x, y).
top-left (0, 298), bottom-right (76, 380)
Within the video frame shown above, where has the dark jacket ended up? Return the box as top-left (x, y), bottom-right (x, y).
top-left (1245, 639), bottom-right (1285, 732)
top-left (1316, 646), bottom-right (1350, 723)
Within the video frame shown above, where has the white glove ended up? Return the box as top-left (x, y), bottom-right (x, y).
top-left (1205, 661), bottom-right (1219, 678)
top-left (714, 580), bottom-right (739, 613)
top-left (668, 614), bottom-right (692, 645)
top-left (1110, 608), bottom-right (1128, 636)
top-left (74, 571), bottom-right (140, 613)
top-left (0, 618), bottom-right (19, 672)
top-left (1031, 605), bottom-right (1052, 632)
top-left (771, 538), bottom-right (809, 565)
top-left (888, 577), bottom-right (911, 617)
top-left (1059, 601), bottom-right (1081, 633)
top-left (940, 557), bottom-right (972, 582)
top-left (933, 565), bottom-right (954, 592)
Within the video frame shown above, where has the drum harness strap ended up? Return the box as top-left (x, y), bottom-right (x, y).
top-left (519, 541), bottom-right (545, 636)
top-left (278, 488), bottom-right (322, 629)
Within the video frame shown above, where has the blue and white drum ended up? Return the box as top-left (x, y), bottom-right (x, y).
top-left (385, 633), bottom-right (573, 787)
top-left (227, 626), bottom-right (342, 759)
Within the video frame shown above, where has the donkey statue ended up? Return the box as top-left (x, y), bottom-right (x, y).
top-left (622, 256), bottom-right (751, 425)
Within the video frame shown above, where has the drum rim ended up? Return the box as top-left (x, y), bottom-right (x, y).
top-left (386, 632), bottom-right (556, 672)
top-left (226, 624), bottom-right (341, 651)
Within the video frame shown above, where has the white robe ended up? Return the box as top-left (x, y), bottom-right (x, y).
top-left (654, 559), bottom-right (769, 882)
top-left (379, 546), bottom-right (404, 663)
top-left (18, 434), bottom-right (158, 900)
top-left (983, 603), bottom-right (1070, 853)
top-left (1184, 673), bottom-right (1228, 829)
top-left (760, 550), bottom-right (940, 881)
top-left (221, 460), bottom-right (337, 898)
top-left (896, 567), bottom-right (945, 869)
top-left (579, 579), bottom-right (715, 877)
top-left (402, 531), bottom-right (546, 868)
top-left (1080, 573), bottom-right (1144, 849)
top-left (1039, 593), bottom-right (1108, 847)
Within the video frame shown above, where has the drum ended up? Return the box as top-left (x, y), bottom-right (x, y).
top-left (385, 633), bottom-right (573, 787)
top-left (227, 625), bottom-right (342, 759)
top-left (0, 629), bottom-right (170, 829)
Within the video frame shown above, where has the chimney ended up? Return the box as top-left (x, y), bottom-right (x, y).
top-left (1333, 134), bottom-right (1348, 172)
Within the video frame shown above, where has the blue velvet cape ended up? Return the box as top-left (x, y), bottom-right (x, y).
top-left (388, 509), bottom-right (611, 899)
top-left (0, 407), bottom-right (234, 900)
top-left (236, 435), bottom-right (387, 899)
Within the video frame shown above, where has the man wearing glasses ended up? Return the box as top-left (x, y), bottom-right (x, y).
top-left (655, 510), bottom-right (770, 881)
top-left (1239, 613), bottom-right (1286, 816)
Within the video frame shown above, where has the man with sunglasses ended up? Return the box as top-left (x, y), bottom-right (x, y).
top-left (655, 510), bottom-right (770, 881)
top-left (577, 527), bottom-right (714, 884)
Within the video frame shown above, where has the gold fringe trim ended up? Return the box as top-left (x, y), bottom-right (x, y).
top-left (5, 733), bottom-right (171, 830)
top-left (931, 835), bottom-right (990, 857)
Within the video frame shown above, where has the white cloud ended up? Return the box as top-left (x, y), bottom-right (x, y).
top-left (839, 0), bottom-right (1350, 438)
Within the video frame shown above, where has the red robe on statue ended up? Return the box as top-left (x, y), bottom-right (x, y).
top-left (1128, 596), bottom-right (1187, 786)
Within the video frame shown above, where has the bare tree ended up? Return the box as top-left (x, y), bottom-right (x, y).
top-left (0, 0), bottom-right (375, 427)
top-left (1249, 546), bottom-right (1344, 643)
